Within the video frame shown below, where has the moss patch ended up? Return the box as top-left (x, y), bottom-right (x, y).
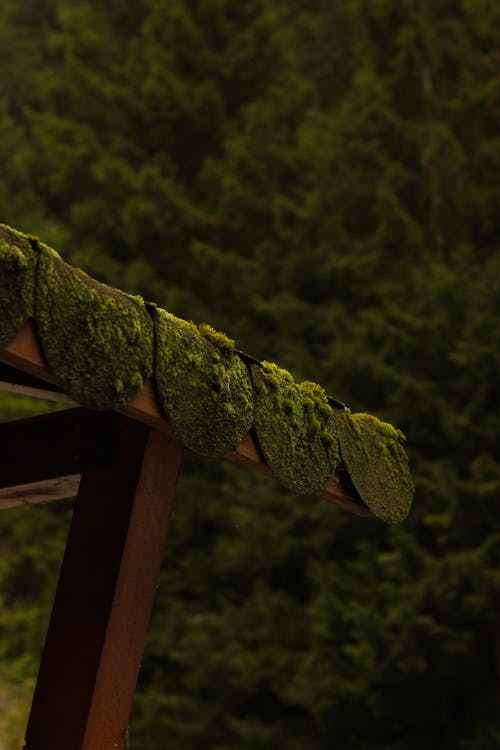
top-left (35, 242), bottom-right (153, 409)
top-left (250, 362), bottom-right (341, 494)
top-left (0, 224), bottom-right (36, 347)
top-left (337, 411), bottom-right (414, 523)
top-left (154, 307), bottom-right (253, 456)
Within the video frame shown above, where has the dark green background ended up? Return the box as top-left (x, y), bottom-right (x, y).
top-left (0, 1), bottom-right (499, 747)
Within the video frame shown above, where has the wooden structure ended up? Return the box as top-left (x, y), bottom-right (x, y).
top-left (0, 223), bottom-right (413, 749)
top-left (0, 322), bottom-right (368, 516)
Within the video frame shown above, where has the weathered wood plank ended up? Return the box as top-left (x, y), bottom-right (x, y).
top-left (24, 418), bottom-right (183, 750)
top-left (0, 475), bottom-right (79, 510)
top-left (0, 361), bottom-right (74, 404)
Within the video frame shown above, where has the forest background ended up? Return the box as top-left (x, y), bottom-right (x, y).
top-left (0, 1), bottom-right (499, 748)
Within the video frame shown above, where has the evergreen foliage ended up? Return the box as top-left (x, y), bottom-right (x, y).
top-left (0, 0), bottom-right (499, 747)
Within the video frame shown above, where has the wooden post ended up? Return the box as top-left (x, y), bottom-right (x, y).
top-left (24, 415), bottom-right (183, 750)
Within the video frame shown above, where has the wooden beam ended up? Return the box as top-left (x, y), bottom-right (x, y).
top-left (24, 416), bottom-right (183, 750)
top-left (0, 475), bottom-right (79, 510)
top-left (0, 321), bottom-right (370, 517)
top-left (0, 408), bottom-right (124, 509)
top-left (1, 320), bottom-right (59, 384)
top-left (0, 408), bottom-right (121, 490)
top-left (0, 361), bottom-right (74, 404)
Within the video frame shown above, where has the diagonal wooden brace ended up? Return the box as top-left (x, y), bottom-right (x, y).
top-left (23, 415), bottom-right (183, 750)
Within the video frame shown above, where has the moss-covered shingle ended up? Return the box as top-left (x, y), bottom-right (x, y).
top-left (251, 362), bottom-right (341, 493)
top-left (154, 307), bottom-right (253, 456)
top-left (35, 242), bottom-right (153, 410)
top-left (337, 411), bottom-right (414, 523)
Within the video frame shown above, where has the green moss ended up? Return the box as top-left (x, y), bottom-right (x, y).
top-left (0, 221), bottom-right (415, 523)
top-left (35, 242), bottom-right (153, 409)
top-left (0, 224), bottom-right (36, 347)
top-left (154, 307), bottom-right (253, 456)
top-left (198, 322), bottom-right (235, 356)
top-left (337, 411), bottom-right (414, 524)
top-left (260, 361), bottom-right (294, 386)
top-left (250, 364), bottom-right (341, 494)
